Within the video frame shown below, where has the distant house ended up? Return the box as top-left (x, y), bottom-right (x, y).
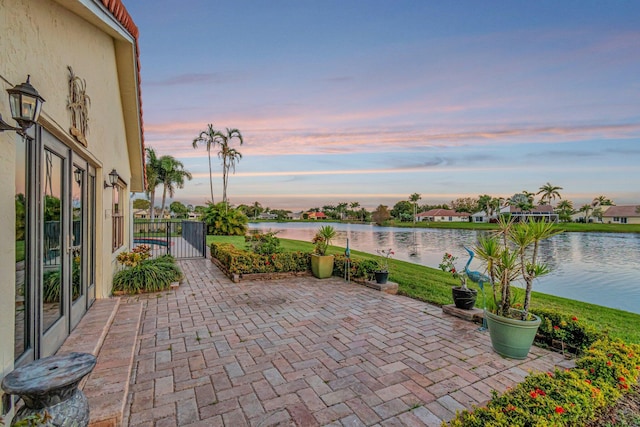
top-left (602, 205), bottom-right (640, 225)
top-left (470, 210), bottom-right (490, 223)
top-left (133, 209), bottom-right (148, 219)
top-left (187, 211), bottom-right (200, 220)
top-left (288, 211), bottom-right (303, 220)
top-left (502, 205), bottom-right (558, 223)
top-left (416, 209), bottom-right (470, 222)
top-left (307, 212), bottom-right (328, 220)
top-left (258, 212), bottom-right (279, 220)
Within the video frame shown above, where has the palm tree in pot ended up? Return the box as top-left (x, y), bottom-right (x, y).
top-left (473, 216), bottom-right (562, 359)
top-left (311, 225), bottom-right (336, 279)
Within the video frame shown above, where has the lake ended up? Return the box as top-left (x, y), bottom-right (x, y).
top-left (249, 222), bottom-right (640, 314)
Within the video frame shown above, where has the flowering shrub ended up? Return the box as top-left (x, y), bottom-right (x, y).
top-left (438, 252), bottom-right (467, 287)
top-left (447, 338), bottom-right (640, 427)
top-left (211, 243), bottom-right (309, 274)
top-left (116, 244), bottom-right (151, 267)
top-left (376, 248), bottom-right (394, 272)
top-left (533, 308), bottom-right (605, 354)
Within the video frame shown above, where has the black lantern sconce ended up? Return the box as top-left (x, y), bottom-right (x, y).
top-left (0, 75), bottom-right (45, 137)
top-left (74, 168), bottom-right (82, 184)
top-left (104, 169), bottom-right (119, 188)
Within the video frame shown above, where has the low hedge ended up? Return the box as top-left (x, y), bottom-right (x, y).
top-left (532, 308), bottom-right (606, 355)
top-left (210, 242), bottom-right (309, 274)
top-left (447, 339), bottom-right (640, 426)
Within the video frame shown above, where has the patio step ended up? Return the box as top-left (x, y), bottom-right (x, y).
top-left (57, 298), bottom-right (142, 427)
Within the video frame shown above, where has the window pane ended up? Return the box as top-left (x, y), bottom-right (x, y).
top-left (72, 169), bottom-right (83, 302)
top-left (15, 136), bottom-right (28, 360)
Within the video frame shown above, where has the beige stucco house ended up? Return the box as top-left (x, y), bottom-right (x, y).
top-left (416, 209), bottom-right (470, 222)
top-left (1, 0), bottom-right (144, 408)
top-left (602, 205), bottom-right (640, 225)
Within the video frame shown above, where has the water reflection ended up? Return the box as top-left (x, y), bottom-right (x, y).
top-left (250, 222), bottom-right (640, 314)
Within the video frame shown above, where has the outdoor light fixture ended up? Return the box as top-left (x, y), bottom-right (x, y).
top-left (2, 75), bottom-right (46, 135)
top-left (104, 169), bottom-right (119, 188)
top-left (74, 168), bottom-right (82, 184)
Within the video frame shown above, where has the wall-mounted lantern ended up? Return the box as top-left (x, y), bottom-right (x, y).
top-left (104, 169), bottom-right (119, 188)
top-left (0, 76), bottom-right (46, 136)
top-left (74, 168), bottom-right (82, 184)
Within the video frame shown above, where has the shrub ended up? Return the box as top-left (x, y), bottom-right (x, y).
top-left (201, 202), bottom-right (248, 235)
top-left (211, 242), bottom-right (309, 275)
top-left (533, 308), bottom-right (605, 354)
top-left (332, 255), bottom-right (378, 280)
top-left (112, 255), bottom-right (182, 294)
top-left (245, 231), bottom-right (282, 255)
top-left (447, 339), bottom-right (640, 427)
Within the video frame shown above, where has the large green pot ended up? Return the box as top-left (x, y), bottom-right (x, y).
top-left (311, 254), bottom-right (334, 279)
top-left (485, 310), bottom-right (541, 360)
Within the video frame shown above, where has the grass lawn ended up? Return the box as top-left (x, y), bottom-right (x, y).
top-left (208, 235), bottom-right (640, 343)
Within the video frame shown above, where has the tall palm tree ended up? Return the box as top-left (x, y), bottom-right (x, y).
top-left (579, 204), bottom-right (593, 223)
top-left (555, 200), bottom-right (574, 222)
top-left (145, 147), bottom-right (162, 221)
top-left (216, 128), bottom-right (243, 204)
top-left (192, 124), bottom-right (224, 203)
top-left (158, 155), bottom-right (192, 216)
top-left (409, 193), bottom-right (421, 224)
top-left (537, 182), bottom-right (563, 206)
top-left (350, 202), bottom-right (360, 221)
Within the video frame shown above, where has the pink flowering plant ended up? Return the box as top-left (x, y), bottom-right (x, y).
top-left (375, 248), bottom-right (394, 272)
top-left (439, 252), bottom-right (468, 288)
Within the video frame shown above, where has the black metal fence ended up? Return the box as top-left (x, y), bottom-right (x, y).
top-left (133, 220), bottom-right (206, 259)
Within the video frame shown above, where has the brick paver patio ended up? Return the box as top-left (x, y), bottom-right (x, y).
top-left (122, 258), bottom-right (569, 426)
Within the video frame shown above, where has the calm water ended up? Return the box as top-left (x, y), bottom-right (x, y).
top-left (250, 222), bottom-right (640, 314)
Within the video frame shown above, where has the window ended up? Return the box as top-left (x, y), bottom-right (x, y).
top-left (613, 217), bottom-right (620, 222)
top-left (112, 183), bottom-right (124, 251)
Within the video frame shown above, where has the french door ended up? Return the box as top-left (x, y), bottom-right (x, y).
top-left (15, 127), bottom-right (96, 364)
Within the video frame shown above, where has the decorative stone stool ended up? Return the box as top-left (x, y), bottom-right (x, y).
top-left (1, 352), bottom-right (96, 427)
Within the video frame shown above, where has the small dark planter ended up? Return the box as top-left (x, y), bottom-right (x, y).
top-left (452, 286), bottom-right (478, 310)
top-left (374, 271), bottom-right (389, 284)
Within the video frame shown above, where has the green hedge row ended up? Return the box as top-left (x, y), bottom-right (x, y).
top-left (447, 339), bottom-right (640, 426)
top-left (211, 242), bottom-right (309, 274)
top-left (210, 243), bottom-right (380, 280)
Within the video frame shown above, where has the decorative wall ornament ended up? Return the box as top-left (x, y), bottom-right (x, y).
top-left (67, 66), bottom-right (90, 146)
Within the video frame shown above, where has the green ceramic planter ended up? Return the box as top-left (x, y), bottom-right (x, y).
top-left (486, 310), bottom-right (541, 360)
top-left (311, 254), bottom-right (334, 279)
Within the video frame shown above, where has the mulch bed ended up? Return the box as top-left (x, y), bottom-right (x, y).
top-left (587, 385), bottom-right (640, 426)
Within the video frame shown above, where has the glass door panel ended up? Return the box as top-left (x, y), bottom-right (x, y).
top-left (15, 134), bottom-right (28, 360)
top-left (42, 149), bottom-right (64, 332)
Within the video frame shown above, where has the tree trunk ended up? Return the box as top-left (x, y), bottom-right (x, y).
top-left (207, 149), bottom-right (214, 204)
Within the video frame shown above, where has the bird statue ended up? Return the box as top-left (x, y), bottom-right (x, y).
top-left (463, 246), bottom-right (490, 331)
top-left (463, 246), bottom-right (490, 290)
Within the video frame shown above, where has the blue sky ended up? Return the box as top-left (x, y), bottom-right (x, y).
top-left (125, 1), bottom-right (640, 210)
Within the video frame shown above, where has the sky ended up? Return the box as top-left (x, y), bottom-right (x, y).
top-left (124, 0), bottom-right (640, 211)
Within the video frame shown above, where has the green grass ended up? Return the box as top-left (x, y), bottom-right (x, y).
top-left (208, 235), bottom-right (640, 343)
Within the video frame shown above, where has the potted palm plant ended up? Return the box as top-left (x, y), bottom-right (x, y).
top-left (310, 225), bottom-right (336, 279)
top-left (473, 216), bottom-right (562, 359)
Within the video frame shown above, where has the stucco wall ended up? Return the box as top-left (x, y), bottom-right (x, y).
top-left (0, 0), bottom-right (140, 393)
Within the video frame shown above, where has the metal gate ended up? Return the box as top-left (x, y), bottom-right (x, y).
top-left (133, 220), bottom-right (207, 259)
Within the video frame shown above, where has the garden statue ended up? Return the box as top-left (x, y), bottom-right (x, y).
top-left (464, 246), bottom-right (490, 330)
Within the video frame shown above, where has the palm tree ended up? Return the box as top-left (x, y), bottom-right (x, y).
top-left (349, 202), bottom-right (360, 221)
top-left (216, 128), bottom-right (243, 204)
top-left (192, 124), bottom-right (224, 203)
top-left (592, 195), bottom-right (614, 207)
top-left (537, 182), bottom-right (563, 206)
top-left (555, 200), bottom-right (574, 222)
top-left (158, 156), bottom-right (192, 216)
top-left (579, 204), bottom-right (593, 223)
top-left (409, 193), bottom-right (421, 224)
top-left (145, 147), bottom-right (162, 221)
top-left (336, 202), bottom-right (348, 220)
